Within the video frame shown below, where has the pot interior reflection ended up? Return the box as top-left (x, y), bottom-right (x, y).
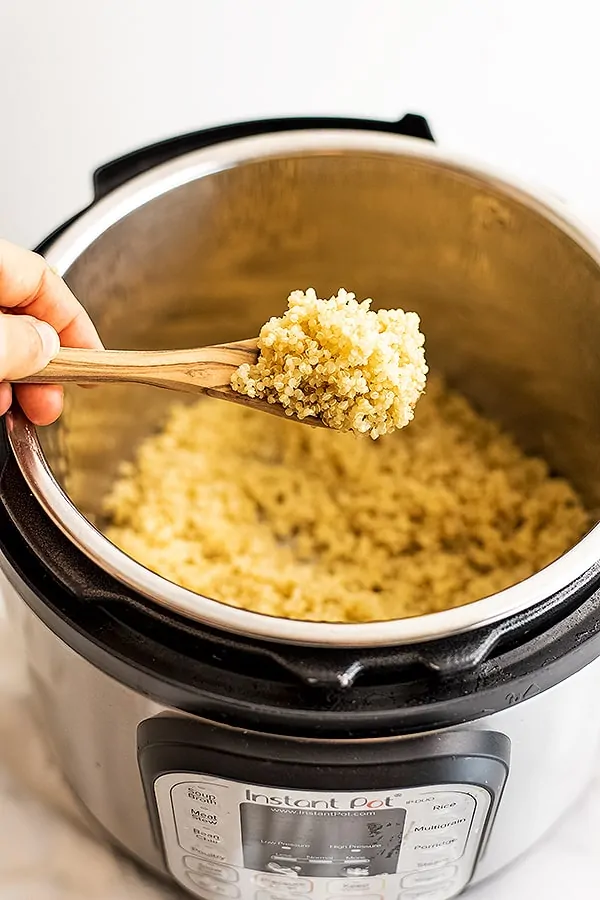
top-left (33, 141), bottom-right (600, 625)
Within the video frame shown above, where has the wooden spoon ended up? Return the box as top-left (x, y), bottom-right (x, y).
top-left (16, 340), bottom-right (326, 427)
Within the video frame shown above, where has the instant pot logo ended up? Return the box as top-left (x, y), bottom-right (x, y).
top-left (244, 790), bottom-right (402, 810)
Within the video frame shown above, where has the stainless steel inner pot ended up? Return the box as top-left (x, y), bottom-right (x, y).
top-left (8, 130), bottom-right (600, 647)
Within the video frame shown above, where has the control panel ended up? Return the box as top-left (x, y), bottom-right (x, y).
top-left (154, 775), bottom-right (492, 900)
top-left (137, 719), bottom-right (510, 900)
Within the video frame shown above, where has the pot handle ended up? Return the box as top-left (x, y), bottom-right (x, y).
top-left (91, 113), bottom-right (435, 201)
top-left (33, 113), bottom-right (434, 256)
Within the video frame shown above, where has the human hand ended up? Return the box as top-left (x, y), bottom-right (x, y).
top-left (0, 239), bottom-right (102, 425)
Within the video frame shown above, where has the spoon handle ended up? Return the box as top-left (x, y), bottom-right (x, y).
top-left (16, 341), bottom-right (259, 392)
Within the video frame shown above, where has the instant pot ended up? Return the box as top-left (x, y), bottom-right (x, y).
top-left (2, 112), bottom-right (600, 900)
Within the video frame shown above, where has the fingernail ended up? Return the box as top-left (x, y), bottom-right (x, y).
top-left (33, 320), bottom-right (60, 360)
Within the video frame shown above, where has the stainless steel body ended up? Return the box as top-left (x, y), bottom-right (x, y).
top-left (5, 582), bottom-right (600, 894)
top-left (3, 125), bottom-right (600, 899)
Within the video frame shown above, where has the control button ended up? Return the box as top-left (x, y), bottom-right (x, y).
top-left (190, 827), bottom-right (222, 845)
top-left (413, 858), bottom-right (456, 871)
top-left (254, 874), bottom-right (312, 893)
top-left (400, 890), bottom-right (452, 900)
top-left (328, 896), bottom-right (382, 900)
top-left (183, 843), bottom-right (229, 863)
top-left (254, 893), bottom-right (316, 900)
top-left (183, 857), bottom-right (238, 881)
top-left (189, 808), bottom-right (221, 827)
top-left (255, 893), bottom-right (296, 900)
top-left (402, 867), bottom-right (457, 888)
top-left (175, 782), bottom-right (223, 810)
top-left (188, 871), bottom-right (240, 896)
top-left (178, 823), bottom-right (227, 857)
top-left (328, 878), bottom-right (384, 893)
top-left (429, 796), bottom-right (473, 817)
top-left (406, 813), bottom-right (471, 863)
top-left (408, 793), bottom-right (475, 821)
top-left (254, 893), bottom-right (315, 900)
top-left (253, 892), bottom-right (308, 900)
top-left (410, 812), bottom-right (470, 834)
top-left (343, 866), bottom-right (371, 877)
top-left (408, 835), bottom-right (463, 862)
top-left (267, 862), bottom-right (304, 876)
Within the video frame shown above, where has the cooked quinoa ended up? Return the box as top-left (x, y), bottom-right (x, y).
top-left (104, 377), bottom-right (589, 623)
top-left (230, 288), bottom-right (428, 439)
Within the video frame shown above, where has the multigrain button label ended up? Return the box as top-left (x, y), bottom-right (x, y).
top-left (413, 818), bottom-right (467, 832)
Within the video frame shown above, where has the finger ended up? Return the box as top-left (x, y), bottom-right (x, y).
top-left (14, 384), bottom-right (64, 426)
top-left (0, 313), bottom-right (60, 380)
top-left (0, 239), bottom-right (103, 349)
top-left (0, 382), bottom-right (12, 416)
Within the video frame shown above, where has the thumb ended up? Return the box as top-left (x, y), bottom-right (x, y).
top-left (0, 314), bottom-right (60, 381)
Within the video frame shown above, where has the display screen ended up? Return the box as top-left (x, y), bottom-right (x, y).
top-left (241, 802), bottom-right (406, 878)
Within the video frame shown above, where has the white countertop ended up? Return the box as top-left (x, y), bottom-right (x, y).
top-left (0, 580), bottom-right (597, 900)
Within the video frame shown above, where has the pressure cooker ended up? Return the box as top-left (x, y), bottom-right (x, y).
top-left (2, 112), bottom-right (600, 900)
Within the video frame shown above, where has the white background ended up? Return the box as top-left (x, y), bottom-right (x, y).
top-left (3, 0), bottom-right (600, 248)
top-left (2, 2), bottom-right (600, 899)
